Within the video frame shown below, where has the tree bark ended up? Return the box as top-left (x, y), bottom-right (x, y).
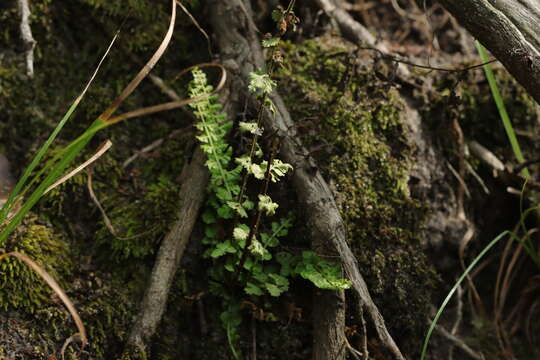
top-left (124, 147), bottom-right (209, 354)
top-left (438, 0), bottom-right (540, 104)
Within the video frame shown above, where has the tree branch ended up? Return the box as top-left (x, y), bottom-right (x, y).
top-left (438, 0), bottom-right (540, 103)
top-left (17, 0), bottom-right (36, 78)
top-left (124, 148), bottom-right (208, 355)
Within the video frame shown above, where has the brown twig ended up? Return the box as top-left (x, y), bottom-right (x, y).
top-left (433, 322), bottom-right (485, 360)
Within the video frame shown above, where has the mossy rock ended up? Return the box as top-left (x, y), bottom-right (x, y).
top-left (0, 215), bottom-right (72, 313)
top-left (277, 35), bottom-right (437, 356)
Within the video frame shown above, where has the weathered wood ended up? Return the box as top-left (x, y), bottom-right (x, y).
top-left (315, 0), bottom-right (410, 78)
top-left (124, 148), bottom-right (209, 353)
top-left (438, 0), bottom-right (540, 104)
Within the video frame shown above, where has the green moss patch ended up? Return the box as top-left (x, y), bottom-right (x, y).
top-left (277, 35), bottom-right (437, 355)
top-left (0, 215), bottom-right (72, 313)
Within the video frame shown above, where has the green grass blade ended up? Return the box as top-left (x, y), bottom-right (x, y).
top-left (420, 231), bottom-right (510, 360)
top-left (0, 31), bottom-right (119, 224)
top-left (0, 101), bottom-right (81, 224)
top-left (475, 41), bottom-right (530, 178)
top-left (0, 134), bottom-right (93, 244)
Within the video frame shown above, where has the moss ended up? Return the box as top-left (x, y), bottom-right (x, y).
top-left (0, 1), bottom-right (200, 356)
top-left (277, 35), bottom-right (437, 356)
top-left (0, 215), bottom-right (72, 313)
top-left (8, 271), bottom-right (138, 359)
top-left (0, 213), bottom-right (138, 358)
top-left (91, 138), bottom-right (186, 261)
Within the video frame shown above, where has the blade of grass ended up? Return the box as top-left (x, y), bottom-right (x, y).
top-left (420, 231), bottom-right (510, 360)
top-left (0, 0), bottom-right (177, 242)
top-left (0, 251), bottom-right (87, 346)
top-left (0, 134), bottom-right (91, 243)
top-left (44, 140), bottom-right (112, 194)
top-left (0, 3), bottom-right (228, 244)
top-left (0, 30), bottom-right (120, 224)
top-left (475, 41), bottom-right (530, 178)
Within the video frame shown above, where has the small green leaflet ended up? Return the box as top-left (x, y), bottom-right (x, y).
top-left (258, 194), bottom-right (279, 216)
top-left (239, 121), bottom-right (263, 135)
top-left (262, 37), bottom-right (280, 48)
top-left (271, 9), bottom-right (282, 22)
top-left (298, 251), bottom-right (351, 290)
top-left (245, 282), bottom-right (264, 295)
top-left (265, 273), bottom-right (289, 296)
top-left (210, 241), bottom-right (236, 258)
top-left (228, 201), bottom-right (248, 218)
top-left (248, 71), bottom-right (277, 95)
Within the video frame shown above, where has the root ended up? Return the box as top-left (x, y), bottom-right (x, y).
top-left (209, 1), bottom-right (405, 359)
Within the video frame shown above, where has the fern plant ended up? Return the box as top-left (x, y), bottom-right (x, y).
top-left (186, 4), bottom-right (350, 357)
top-left (189, 64), bottom-right (350, 357)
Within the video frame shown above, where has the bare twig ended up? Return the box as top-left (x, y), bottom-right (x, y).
top-left (448, 284), bottom-right (464, 360)
top-left (465, 161), bottom-right (490, 195)
top-left (122, 128), bottom-right (189, 168)
top-left (87, 170), bottom-right (157, 240)
top-left (17, 0), bottom-right (36, 77)
top-left (125, 147), bottom-right (209, 353)
top-left (433, 322), bottom-right (484, 360)
top-left (446, 161), bottom-right (471, 199)
top-left (123, 3), bottom-right (218, 353)
top-left (316, 0), bottom-right (497, 77)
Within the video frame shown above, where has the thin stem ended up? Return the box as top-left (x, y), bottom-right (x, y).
top-left (235, 142), bottom-right (277, 280)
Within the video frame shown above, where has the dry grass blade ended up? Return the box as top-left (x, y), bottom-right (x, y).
top-left (76, 30), bottom-right (121, 107)
top-left (0, 251), bottom-right (87, 347)
top-left (99, 0), bottom-right (177, 122)
top-left (523, 276), bottom-right (540, 344)
top-left (493, 228), bottom-right (537, 355)
top-left (106, 62), bottom-right (226, 125)
top-left (176, 0), bottom-right (212, 56)
top-left (44, 140), bottom-right (112, 194)
top-left (87, 170), bottom-right (156, 240)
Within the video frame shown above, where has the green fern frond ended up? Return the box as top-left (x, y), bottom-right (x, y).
top-left (188, 68), bottom-right (239, 200)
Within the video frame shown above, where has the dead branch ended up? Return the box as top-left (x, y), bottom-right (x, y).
top-left (209, 1), bottom-right (405, 359)
top-left (124, 147), bottom-right (209, 354)
top-left (433, 322), bottom-right (485, 360)
top-left (315, 0), bottom-right (410, 78)
top-left (17, 0), bottom-right (36, 77)
top-left (437, 0), bottom-right (540, 104)
top-left (123, 53), bottom-right (211, 356)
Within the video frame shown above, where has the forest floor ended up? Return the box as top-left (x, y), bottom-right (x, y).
top-left (0, 0), bottom-right (539, 359)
